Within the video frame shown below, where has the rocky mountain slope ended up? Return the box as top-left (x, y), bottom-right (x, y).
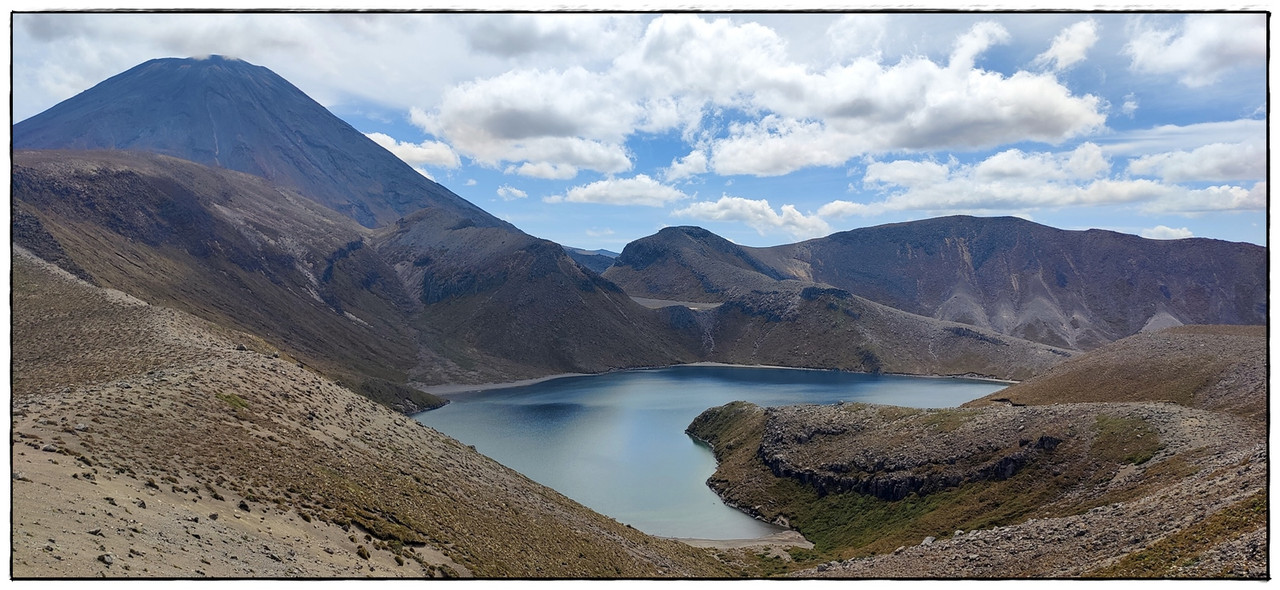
top-left (608, 218), bottom-right (1266, 350)
top-left (10, 247), bottom-right (732, 578)
top-left (12, 149), bottom-right (437, 409)
top-left (373, 207), bottom-right (701, 384)
top-left (685, 324), bottom-right (1267, 578)
top-left (605, 226), bottom-right (1073, 380)
top-left (12, 148), bottom-right (702, 393)
top-left (677, 283), bottom-right (1070, 380)
top-left (564, 247), bottom-right (618, 274)
top-left (605, 226), bottom-right (796, 303)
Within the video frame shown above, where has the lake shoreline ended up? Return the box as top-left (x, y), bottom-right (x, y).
top-left (414, 365), bottom-right (1006, 541)
top-left (414, 373), bottom-right (590, 398)
top-left (667, 529), bottom-right (813, 550)
top-left (414, 362), bottom-right (1018, 402)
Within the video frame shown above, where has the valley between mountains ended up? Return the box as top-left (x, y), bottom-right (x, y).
top-left (10, 55), bottom-right (1268, 579)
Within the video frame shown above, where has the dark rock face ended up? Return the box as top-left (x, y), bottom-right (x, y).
top-left (13, 55), bottom-right (497, 229)
top-left (753, 404), bottom-right (1076, 502)
top-left (11, 205), bottom-right (94, 283)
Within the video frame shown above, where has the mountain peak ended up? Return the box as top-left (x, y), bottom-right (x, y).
top-left (14, 56), bottom-right (501, 230)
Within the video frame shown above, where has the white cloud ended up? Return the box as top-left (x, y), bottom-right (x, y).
top-left (826, 145), bottom-right (1258, 219)
top-left (464, 179), bottom-right (477, 186)
top-left (1120, 93), bottom-right (1139, 118)
top-left (1126, 139), bottom-right (1265, 183)
top-left (703, 26), bottom-right (1104, 175)
top-left (1097, 119), bottom-right (1264, 156)
top-left (665, 149), bottom-right (708, 182)
top-left (586, 228), bottom-right (615, 237)
top-left (673, 195), bottom-right (831, 239)
top-left (710, 117), bottom-right (856, 177)
top-left (973, 149), bottom-right (1065, 182)
top-left (1140, 225), bottom-right (1193, 240)
top-left (461, 14), bottom-right (640, 59)
top-left (414, 67), bottom-right (637, 176)
top-left (818, 199), bottom-right (879, 218)
top-left (1140, 182), bottom-right (1266, 214)
top-left (948, 21), bottom-right (1010, 72)
top-left (365, 132), bottom-right (461, 168)
top-left (1125, 14), bottom-right (1266, 87)
top-left (863, 159), bottom-right (950, 187)
top-left (496, 184), bottom-right (528, 201)
top-left (416, 17), bottom-right (1106, 180)
top-left (1064, 143), bottom-right (1110, 179)
top-left (505, 162), bottom-right (579, 180)
top-left (544, 174), bottom-right (690, 207)
top-left (825, 14), bottom-right (888, 60)
top-left (612, 14), bottom-right (799, 108)
top-left (1033, 19), bottom-right (1099, 72)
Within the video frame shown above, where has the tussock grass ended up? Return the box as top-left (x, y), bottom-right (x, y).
top-left (1086, 490), bottom-right (1266, 578)
top-left (216, 392), bottom-right (249, 409)
top-left (1091, 415), bottom-right (1160, 465)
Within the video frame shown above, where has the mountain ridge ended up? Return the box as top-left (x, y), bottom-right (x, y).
top-left (608, 216), bottom-right (1266, 350)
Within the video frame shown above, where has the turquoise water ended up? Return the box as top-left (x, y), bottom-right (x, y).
top-left (413, 365), bottom-right (1005, 540)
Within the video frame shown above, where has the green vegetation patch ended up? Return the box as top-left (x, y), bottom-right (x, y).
top-left (779, 456), bottom-right (1081, 561)
top-left (1091, 414), bottom-right (1160, 465)
top-left (686, 401), bottom-right (767, 450)
top-left (1086, 490), bottom-right (1266, 578)
top-left (216, 392), bottom-right (249, 409)
top-left (918, 408), bottom-right (978, 433)
top-left (357, 377), bottom-right (447, 411)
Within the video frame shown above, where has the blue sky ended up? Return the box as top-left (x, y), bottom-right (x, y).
top-left (11, 11), bottom-right (1268, 250)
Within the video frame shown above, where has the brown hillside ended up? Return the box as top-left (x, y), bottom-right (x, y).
top-left (963, 325), bottom-right (1267, 421)
top-left (12, 149), bottom-right (436, 409)
top-left (12, 149), bottom-right (703, 401)
top-left (10, 247), bottom-right (729, 578)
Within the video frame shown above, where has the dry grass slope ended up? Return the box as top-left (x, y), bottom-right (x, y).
top-left (963, 325), bottom-right (1267, 421)
top-left (11, 247), bottom-right (731, 578)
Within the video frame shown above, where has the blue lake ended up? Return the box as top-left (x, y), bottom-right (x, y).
top-left (414, 365), bottom-right (1006, 540)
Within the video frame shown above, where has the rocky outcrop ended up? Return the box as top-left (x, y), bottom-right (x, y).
top-left (759, 430), bottom-right (1062, 501)
top-left (751, 404), bottom-right (1078, 502)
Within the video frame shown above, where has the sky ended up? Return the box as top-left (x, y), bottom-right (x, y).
top-left (10, 10), bottom-right (1270, 251)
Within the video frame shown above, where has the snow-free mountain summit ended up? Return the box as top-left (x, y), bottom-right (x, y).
top-left (14, 55), bottom-right (496, 229)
